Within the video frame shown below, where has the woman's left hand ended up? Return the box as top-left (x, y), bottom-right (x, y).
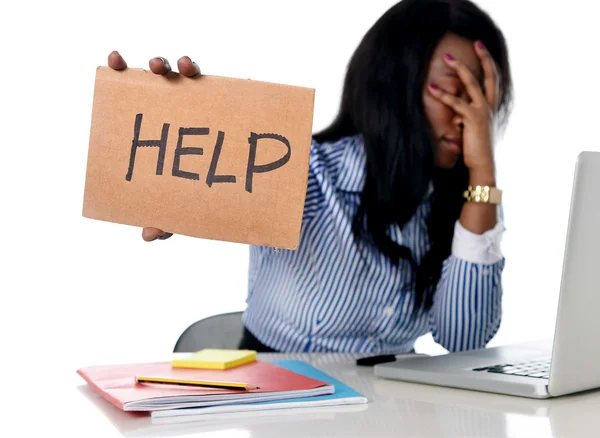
top-left (428, 41), bottom-right (500, 173)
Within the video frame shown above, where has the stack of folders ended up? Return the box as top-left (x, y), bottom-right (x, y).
top-left (77, 349), bottom-right (367, 421)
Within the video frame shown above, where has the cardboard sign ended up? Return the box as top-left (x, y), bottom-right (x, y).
top-left (82, 67), bottom-right (315, 249)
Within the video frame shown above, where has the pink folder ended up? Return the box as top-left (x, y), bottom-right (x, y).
top-left (77, 360), bottom-right (333, 411)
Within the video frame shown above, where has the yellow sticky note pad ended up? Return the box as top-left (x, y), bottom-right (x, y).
top-left (172, 349), bottom-right (257, 370)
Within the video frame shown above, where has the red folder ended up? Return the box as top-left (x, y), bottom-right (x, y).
top-left (77, 360), bottom-right (333, 411)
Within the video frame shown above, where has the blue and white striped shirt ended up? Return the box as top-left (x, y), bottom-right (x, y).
top-left (243, 135), bottom-right (504, 353)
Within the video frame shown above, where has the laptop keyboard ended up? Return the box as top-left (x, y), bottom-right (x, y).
top-left (473, 357), bottom-right (551, 379)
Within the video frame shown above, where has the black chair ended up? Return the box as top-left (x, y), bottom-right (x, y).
top-left (173, 311), bottom-right (245, 352)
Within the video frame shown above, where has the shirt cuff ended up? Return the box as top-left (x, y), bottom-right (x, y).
top-left (451, 211), bottom-right (504, 264)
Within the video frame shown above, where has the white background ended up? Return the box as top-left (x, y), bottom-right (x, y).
top-left (2, 0), bottom-right (599, 435)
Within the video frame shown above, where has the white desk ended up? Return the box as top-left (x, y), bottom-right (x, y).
top-left (73, 353), bottom-right (600, 437)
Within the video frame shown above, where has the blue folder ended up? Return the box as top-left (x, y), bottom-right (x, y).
top-left (151, 360), bottom-right (368, 419)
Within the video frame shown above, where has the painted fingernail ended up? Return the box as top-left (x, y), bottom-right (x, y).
top-left (430, 84), bottom-right (439, 90)
top-left (159, 57), bottom-right (171, 70)
top-left (193, 62), bottom-right (201, 74)
top-left (157, 232), bottom-right (173, 240)
top-left (476, 40), bottom-right (485, 49)
top-left (444, 53), bottom-right (455, 61)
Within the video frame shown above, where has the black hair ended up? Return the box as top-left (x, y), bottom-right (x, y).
top-left (313, 0), bottom-right (513, 309)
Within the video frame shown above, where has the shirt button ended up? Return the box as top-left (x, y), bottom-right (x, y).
top-left (384, 306), bottom-right (394, 317)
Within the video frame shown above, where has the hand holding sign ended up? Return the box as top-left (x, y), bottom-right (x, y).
top-left (84, 51), bottom-right (315, 249)
top-left (107, 51), bottom-right (200, 242)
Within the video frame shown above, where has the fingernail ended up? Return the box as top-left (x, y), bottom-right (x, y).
top-left (476, 40), bottom-right (485, 50)
top-left (193, 62), bottom-right (201, 74)
top-left (157, 232), bottom-right (173, 240)
top-left (444, 53), bottom-right (455, 61)
top-left (159, 57), bottom-right (171, 70)
top-left (430, 84), bottom-right (439, 90)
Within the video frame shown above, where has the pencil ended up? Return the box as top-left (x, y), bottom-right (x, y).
top-left (135, 376), bottom-right (260, 390)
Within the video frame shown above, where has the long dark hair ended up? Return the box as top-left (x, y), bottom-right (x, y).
top-left (313, 0), bottom-right (513, 309)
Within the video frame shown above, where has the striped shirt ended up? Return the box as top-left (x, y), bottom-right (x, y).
top-left (243, 135), bottom-right (504, 353)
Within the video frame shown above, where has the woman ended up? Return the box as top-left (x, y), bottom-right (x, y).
top-left (110, 0), bottom-right (513, 354)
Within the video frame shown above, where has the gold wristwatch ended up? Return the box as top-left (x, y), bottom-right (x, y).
top-left (463, 185), bottom-right (502, 204)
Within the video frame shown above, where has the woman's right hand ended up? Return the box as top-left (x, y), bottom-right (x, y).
top-left (108, 50), bottom-right (201, 242)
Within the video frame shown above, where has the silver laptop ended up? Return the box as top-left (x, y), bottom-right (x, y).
top-left (375, 151), bottom-right (600, 399)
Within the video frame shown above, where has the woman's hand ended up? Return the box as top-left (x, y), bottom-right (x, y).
top-left (107, 50), bottom-right (201, 77)
top-left (107, 50), bottom-right (201, 242)
top-left (427, 40), bottom-right (499, 178)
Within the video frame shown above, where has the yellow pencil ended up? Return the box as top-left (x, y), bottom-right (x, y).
top-left (135, 375), bottom-right (260, 390)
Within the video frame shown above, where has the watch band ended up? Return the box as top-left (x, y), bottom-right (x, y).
top-left (463, 185), bottom-right (502, 204)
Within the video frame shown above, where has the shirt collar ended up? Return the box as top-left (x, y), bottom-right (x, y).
top-left (335, 135), bottom-right (435, 199)
top-left (426, 180), bottom-right (434, 198)
top-left (336, 135), bottom-right (367, 193)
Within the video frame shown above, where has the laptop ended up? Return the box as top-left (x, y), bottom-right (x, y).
top-left (375, 151), bottom-right (600, 399)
